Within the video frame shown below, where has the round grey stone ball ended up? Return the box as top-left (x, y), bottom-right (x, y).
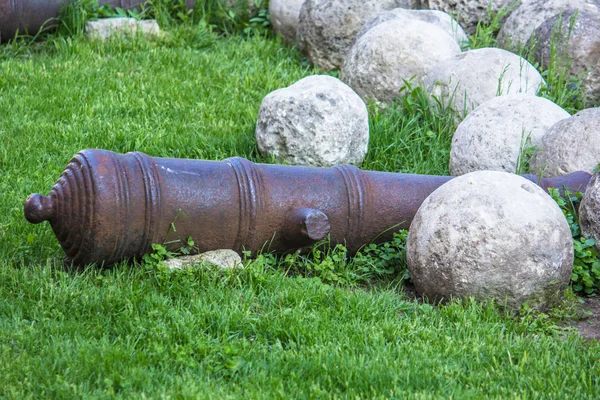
top-left (580, 171), bottom-right (600, 252)
top-left (255, 75), bottom-right (369, 167)
top-left (296, 0), bottom-right (414, 71)
top-left (270, 0), bottom-right (305, 43)
top-left (422, 0), bottom-right (517, 35)
top-left (341, 18), bottom-right (460, 104)
top-left (449, 94), bottom-right (570, 176)
top-left (423, 48), bottom-right (544, 115)
top-left (531, 6), bottom-right (600, 106)
top-left (497, 0), bottom-right (592, 49)
top-left (354, 8), bottom-right (469, 48)
top-left (407, 171), bottom-right (574, 311)
top-left (530, 107), bottom-right (600, 176)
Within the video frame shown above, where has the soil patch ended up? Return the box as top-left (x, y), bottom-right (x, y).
top-left (572, 296), bottom-right (600, 341)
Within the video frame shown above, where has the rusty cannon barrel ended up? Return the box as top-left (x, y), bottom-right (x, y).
top-left (24, 149), bottom-right (592, 266)
top-left (0, 0), bottom-right (195, 42)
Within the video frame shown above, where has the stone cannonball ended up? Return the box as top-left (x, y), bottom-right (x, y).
top-left (255, 75), bottom-right (369, 167)
top-left (423, 48), bottom-right (544, 115)
top-left (580, 171), bottom-right (600, 252)
top-left (421, 0), bottom-right (517, 35)
top-left (270, 0), bottom-right (305, 43)
top-left (341, 18), bottom-right (460, 104)
top-left (497, 0), bottom-right (592, 49)
top-left (530, 107), bottom-right (600, 176)
top-left (531, 6), bottom-right (600, 107)
top-left (354, 8), bottom-right (469, 48)
top-left (296, 0), bottom-right (414, 71)
top-left (449, 94), bottom-right (570, 176)
top-left (407, 171), bottom-right (574, 311)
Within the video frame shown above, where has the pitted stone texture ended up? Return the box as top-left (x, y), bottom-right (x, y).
top-left (256, 75), bottom-right (369, 167)
top-left (341, 19), bottom-right (461, 104)
top-left (137, 20), bottom-right (160, 38)
top-left (498, 0), bottom-right (591, 48)
top-left (450, 94), bottom-right (570, 175)
top-left (530, 107), bottom-right (600, 176)
top-left (422, 0), bottom-right (518, 34)
top-left (86, 18), bottom-right (161, 40)
top-left (580, 171), bottom-right (600, 252)
top-left (423, 47), bottom-right (544, 115)
top-left (270, 0), bottom-right (305, 43)
top-left (297, 0), bottom-right (415, 71)
top-left (532, 7), bottom-right (600, 106)
top-left (86, 18), bottom-right (138, 40)
top-left (354, 8), bottom-right (469, 48)
top-left (407, 171), bottom-right (574, 311)
top-left (164, 250), bottom-right (243, 270)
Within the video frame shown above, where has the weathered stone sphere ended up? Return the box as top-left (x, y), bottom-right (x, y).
top-left (497, 0), bottom-right (591, 49)
top-left (530, 107), bottom-right (600, 176)
top-left (423, 48), bottom-right (544, 115)
top-left (270, 0), bottom-right (305, 43)
top-left (580, 171), bottom-right (600, 252)
top-left (421, 0), bottom-right (516, 34)
top-left (255, 75), bottom-right (369, 167)
top-left (407, 171), bottom-right (574, 311)
top-left (354, 8), bottom-right (469, 48)
top-left (341, 18), bottom-right (460, 104)
top-left (449, 94), bottom-right (570, 176)
top-left (531, 6), bottom-right (600, 106)
top-left (296, 0), bottom-right (413, 71)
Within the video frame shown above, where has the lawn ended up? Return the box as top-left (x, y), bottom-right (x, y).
top-left (0, 12), bottom-right (599, 399)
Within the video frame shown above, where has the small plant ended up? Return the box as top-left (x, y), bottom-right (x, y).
top-left (194, 0), bottom-right (271, 36)
top-left (141, 236), bottom-right (197, 270)
top-left (549, 188), bottom-right (600, 295)
top-left (468, 2), bottom-right (519, 49)
top-left (245, 3), bottom-right (271, 35)
top-left (282, 231), bottom-right (409, 286)
top-left (515, 128), bottom-right (536, 175)
top-left (141, 243), bottom-right (177, 270)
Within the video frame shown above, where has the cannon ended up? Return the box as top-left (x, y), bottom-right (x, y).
top-left (24, 149), bottom-right (591, 266)
top-left (0, 0), bottom-right (195, 42)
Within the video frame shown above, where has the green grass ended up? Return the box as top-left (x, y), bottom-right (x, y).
top-left (1, 18), bottom-right (600, 398)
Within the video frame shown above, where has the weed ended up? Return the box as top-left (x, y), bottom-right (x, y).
top-left (263, 231), bottom-right (409, 286)
top-left (515, 128), bottom-right (536, 175)
top-left (195, 0), bottom-right (271, 36)
top-left (364, 81), bottom-right (459, 174)
top-left (549, 188), bottom-right (600, 295)
top-left (468, 2), bottom-right (519, 49)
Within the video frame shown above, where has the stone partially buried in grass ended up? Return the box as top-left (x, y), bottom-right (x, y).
top-left (407, 171), bottom-right (574, 311)
top-left (449, 94), bottom-right (570, 176)
top-left (341, 18), bottom-right (461, 104)
top-left (164, 250), bottom-right (243, 270)
top-left (530, 107), bottom-right (600, 176)
top-left (296, 0), bottom-right (414, 71)
top-left (423, 47), bottom-right (544, 116)
top-left (255, 75), bottom-right (369, 167)
top-left (86, 18), bottom-right (161, 40)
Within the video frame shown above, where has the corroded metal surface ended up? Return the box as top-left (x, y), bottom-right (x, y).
top-left (0, 0), bottom-right (195, 42)
top-left (24, 149), bottom-right (592, 266)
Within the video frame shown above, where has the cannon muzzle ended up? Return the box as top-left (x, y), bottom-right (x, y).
top-left (25, 149), bottom-right (592, 266)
